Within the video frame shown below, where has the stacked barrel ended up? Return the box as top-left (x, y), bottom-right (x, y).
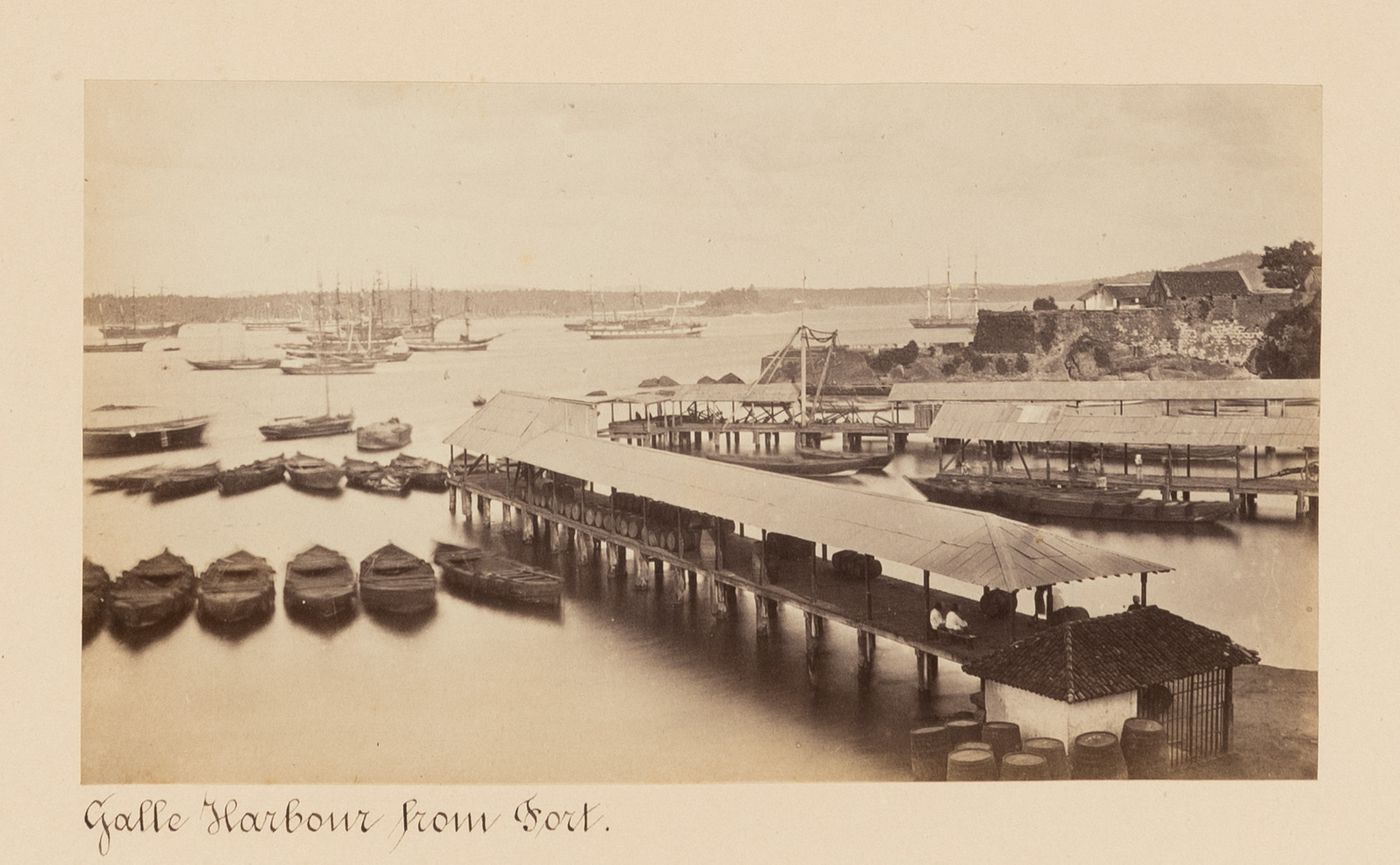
top-left (914, 721), bottom-right (1170, 781)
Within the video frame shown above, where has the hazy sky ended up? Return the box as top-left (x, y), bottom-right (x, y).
top-left (84, 82), bottom-right (1321, 296)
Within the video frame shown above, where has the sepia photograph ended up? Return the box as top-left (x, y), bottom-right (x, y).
top-left (79, 81), bottom-right (1321, 786)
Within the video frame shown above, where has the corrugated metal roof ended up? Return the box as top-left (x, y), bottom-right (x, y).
top-left (888, 379), bottom-right (1320, 403)
top-left (928, 402), bottom-right (1318, 448)
top-left (444, 394), bottom-right (1170, 590)
top-left (962, 606), bottom-right (1259, 703)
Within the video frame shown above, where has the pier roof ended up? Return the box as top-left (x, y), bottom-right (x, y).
top-left (888, 379), bottom-right (1320, 404)
top-left (586, 382), bottom-right (802, 405)
top-left (927, 402), bottom-right (1318, 449)
top-left (446, 394), bottom-right (1171, 591)
top-left (962, 606), bottom-right (1259, 703)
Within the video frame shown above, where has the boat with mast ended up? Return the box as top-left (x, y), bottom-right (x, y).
top-left (187, 321), bottom-right (281, 369)
top-left (85, 299), bottom-right (148, 353)
top-left (100, 284), bottom-right (183, 339)
top-left (263, 284), bottom-right (357, 439)
top-left (910, 256), bottom-right (978, 328)
top-left (406, 291), bottom-right (500, 351)
top-left (584, 289), bottom-right (705, 339)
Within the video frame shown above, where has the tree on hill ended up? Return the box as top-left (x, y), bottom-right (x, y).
top-left (1260, 240), bottom-right (1321, 291)
top-left (1251, 243), bottom-right (1321, 378)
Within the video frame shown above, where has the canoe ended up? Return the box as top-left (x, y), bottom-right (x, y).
top-left (996, 488), bottom-right (1237, 524)
top-left (359, 543), bottom-right (437, 615)
top-left (109, 549), bottom-right (196, 631)
top-left (357, 418), bottom-right (412, 451)
top-left (388, 454), bottom-right (449, 492)
top-left (284, 545), bottom-right (357, 619)
top-left (284, 452), bottom-right (344, 492)
top-left (83, 558), bottom-right (111, 633)
top-left (259, 413), bottom-right (355, 440)
top-left (148, 461), bottom-right (221, 500)
top-left (186, 357), bottom-right (282, 370)
top-left (217, 455), bottom-right (285, 495)
top-left (198, 550), bottom-right (276, 624)
top-left (343, 457), bottom-right (410, 495)
top-left (433, 543), bottom-right (562, 608)
top-left (907, 475), bottom-right (1141, 511)
top-left (702, 447), bottom-right (893, 477)
top-left (89, 464), bottom-right (169, 493)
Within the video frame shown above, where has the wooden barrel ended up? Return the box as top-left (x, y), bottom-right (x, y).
top-left (1071, 731), bottom-right (1130, 780)
top-left (1022, 737), bottom-right (1070, 780)
top-left (909, 726), bottom-right (952, 782)
top-left (946, 748), bottom-right (998, 782)
top-left (602, 512), bottom-right (614, 532)
top-left (665, 531), bottom-right (678, 552)
top-left (981, 721), bottom-right (1022, 762)
top-left (999, 752), bottom-right (1050, 781)
top-left (945, 718), bottom-right (982, 746)
top-left (645, 528), bottom-right (658, 547)
top-left (952, 740), bottom-right (993, 755)
top-left (1120, 718), bottom-right (1169, 779)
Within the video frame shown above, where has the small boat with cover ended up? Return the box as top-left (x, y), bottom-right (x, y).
top-left (356, 418), bottom-right (412, 451)
top-left (343, 457), bottom-right (410, 495)
top-left (198, 550), bottom-right (276, 624)
top-left (109, 549), bottom-right (196, 631)
top-left (217, 455), bottom-right (285, 495)
top-left (83, 558), bottom-right (111, 633)
top-left (388, 454), bottom-right (449, 492)
top-left (360, 544), bottom-right (437, 615)
top-left (148, 461), bottom-right (221, 500)
top-left (284, 452), bottom-right (344, 492)
top-left (433, 543), bottom-right (562, 608)
top-left (284, 545), bottom-right (357, 619)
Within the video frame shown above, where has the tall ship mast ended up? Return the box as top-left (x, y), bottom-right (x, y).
top-left (909, 254), bottom-right (978, 329)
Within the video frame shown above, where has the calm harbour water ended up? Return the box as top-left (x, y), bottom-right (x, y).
top-left (82, 305), bottom-right (1317, 783)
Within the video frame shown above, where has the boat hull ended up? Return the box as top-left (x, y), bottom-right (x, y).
top-left (286, 466), bottom-right (344, 492)
top-left (100, 322), bottom-right (182, 339)
top-left (435, 547), bottom-right (562, 608)
top-left (217, 460), bottom-right (285, 495)
top-left (259, 416), bottom-right (354, 440)
top-left (186, 358), bottom-right (282, 370)
top-left (702, 449), bottom-right (893, 477)
top-left (84, 341), bottom-right (146, 353)
top-left (148, 466), bottom-right (221, 501)
top-left (198, 585), bottom-right (275, 624)
top-left (909, 476), bottom-right (1232, 524)
top-left (82, 419), bottom-right (209, 456)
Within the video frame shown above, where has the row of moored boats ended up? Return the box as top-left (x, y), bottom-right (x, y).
top-left (82, 543), bottom-right (563, 635)
top-left (89, 452), bottom-right (449, 499)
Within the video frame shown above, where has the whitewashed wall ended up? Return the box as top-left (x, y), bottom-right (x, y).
top-left (985, 682), bottom-right (1138, 744)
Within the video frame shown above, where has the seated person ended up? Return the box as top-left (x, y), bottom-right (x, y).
top-left (928, 601), bottom-right (945, 631)
top-left (944, 603), bottom-right (970, 633)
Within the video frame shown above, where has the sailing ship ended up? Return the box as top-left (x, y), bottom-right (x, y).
top-left (406, 292), bottom-right (500, 351)
top-left (264, 286), bottom-right (361, 438)
top-left (910, 257), bottom-right (978, 328)
top-left (584, 290), bottom-right (705, 339)
top-left (99, 285), bottom-right (183, 339)
top-left (188, 323), bottom-right (282, 369)
top-left (86, 299), bottom-right (148, 352)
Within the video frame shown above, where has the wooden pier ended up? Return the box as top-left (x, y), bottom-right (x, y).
top-left (444, 392), bottom-right (1172, 697)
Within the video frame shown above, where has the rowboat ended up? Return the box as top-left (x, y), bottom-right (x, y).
top-left (433, 543), bottom-right (562, 608)
top-left (148, 461), bottom-right (221, 501)
top-left (259, 413), bottom-right (355, 440)
top-left (216, 455), bottom-right (285, 495)
top-left (89, 464), bottom-right (168, 493)
top-left (284, 452), bottom-right (344, 492)
top-left (198, 550), bottom-right (276, 625)
top-left (356, 418), bottom-right (412, 451)
top-left (109, 549), bottom-right (196, 631)
top-left (83, 558), bottom-right (111, 633)
top-left (359, 544), bottom-right (437, 615)
top-left (908, 475), bottom-right (1233, 524)
top-left (284, 545), bottom-right (357, 620)
top-left (388, 454), bottom-right (449, 492)
top-left (186, 357), bottom-right (282, 370)
top-left (907, 475), bottom-right (1141, 511)
top-left (343, 457), bottom-right (410, 495)
top-left (701, 447), bottom-right (893, 477)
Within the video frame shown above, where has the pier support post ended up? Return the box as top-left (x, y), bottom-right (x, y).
top-left (715, 581), bottom-right (729, 616)
top-left (1309, 495), bottom-right (1319, 520)
top-left (755, 594), bottom-right (770, 637)
top-left (804, 612), bottom-right (819, 687)
top-left (448, 485), bottom-right (456, 516)
top-left (1295, 491), bottom-right (1308, 520)
top-left (687, 570), bottom-right (697, 591)
top-left (812, 615), bottom-right (825, 637)
top-left (857, 631), bottom-right (872, 679)
top-left (916, 651), bottom-right (929, 694)
top-left (612, 545), bottom-right (627, 579)
top-left (478, 495), bottom-right (490, 526)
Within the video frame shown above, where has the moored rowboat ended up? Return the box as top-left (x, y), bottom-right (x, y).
top-left (284, 545), bottom-right (357, 620)
top-left (360, 544), bottom-right (437, 615)
top-left (217, 455), bottom-right (285, 495)
top-left (109, 549), bottom-right (196, 631)
top-left (198, 550), bottom-right (276, 624)
top-left (284, 452), bottom-right (344, 492)
top-left (83, 558), bottom-right (111, 633)
top-left (433, 543), bottom-right (562, 608)
top-left (148, 461), bottom-right (221, 501)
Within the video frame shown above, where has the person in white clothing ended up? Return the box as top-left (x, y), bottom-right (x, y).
top-left (944, 604), bottom-right (969, 633)
top-left (928, 601), bottom-right (945, 631)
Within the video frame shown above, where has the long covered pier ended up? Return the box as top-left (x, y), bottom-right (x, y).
top-left (926, 401), bottom-right (1321, 517)
top-left (444, 392), bottom-right (1171, 694)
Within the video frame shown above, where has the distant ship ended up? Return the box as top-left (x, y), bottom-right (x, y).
top-left (910, 258), bottom-right (979, 329)
top-left (585, 290), bottom-right (705, 340)
top-left (100, 285), bottom-right (183, 339)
